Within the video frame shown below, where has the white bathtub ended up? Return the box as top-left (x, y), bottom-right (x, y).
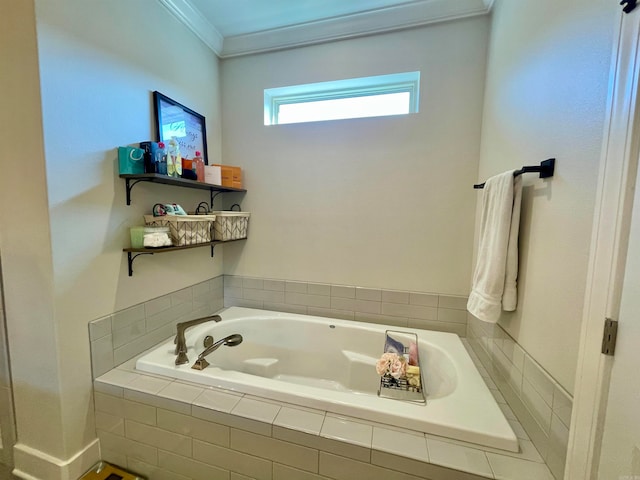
top-left (136, 307), bottom-right (518, 452)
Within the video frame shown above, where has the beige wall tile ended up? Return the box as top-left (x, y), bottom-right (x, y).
top-left (486, 453), bottom-right (554, 480)
top-left (330, 285), bottom-right (355, 299)
top-left (319, 452), bottom-right (422, 480)
top-left (231, 397), bottom-right (281, 424)
top-left (157, 408), bottom-right (230, 447)
top-left (436, 308), bottom-right (467, 324)
top-left (355, 288), bottom-right (381, 301)
top-left (274, 407), bottom-right (325, 435)
top-left (307, 283), bottom-right (330, 296)
top-left (273, 426), bottom-right (370, 463)
top-left (193, 406), bottom-right (272, 437)
top-left (193, 439), bottom-right (273, 480)
top-left (124, 399), bottom-right (157, 426)
top-left (127, 458), bottom-right (191, 480)
top-left (101, 449), bottom-right (127, 470)
top-left (159, 449), bottom-right (229, 480)
top-left (426, 438), bottom-right (492, 478)
top-left (193, 387), bottom-right (243, 413)
top-left (264, 279), bottom-right (285, 291)
top-left (409, 292), bottom-right (438, 307)
top-left (231, 429), bottom-right (319, 473)
top-left (243, 277), bottom-right (264, 290)
top-left (125, 420), bottom-right (192, 457)
top-left (91, 335), bottom-right (115, 378)
top-left (382, 302), bottom-right (437, 321)
top-left (285, 281), bottom-right (307, 293)
top-left (552, 384), bottom-right (573, 429)
top-left (285, 292), bottom-right (331, 308)
top-left (95, 392), bottom-right (125, 417)
top-left (95, 411), bottom-right (124, 436)
top-left (321, 416), bottom-right (372, 448)
top-left (437, 295), bottom-right (468, 310)
top-left (521, 380), bottom-right (552, 434)
top-left (523, 356), bottom-right (554, 407)
top-left (306, 307), bottom-right (355, 321)
top-left (89, 315), bottom-right (112, 341)
top-left (273, 463), bottom-right (331, 480)
top-left (372, 427), bottom-right (427, 462)
top-left (381, 290), bottom-right (410, 304)
top-left (98, 430), bottom-right (158, 466)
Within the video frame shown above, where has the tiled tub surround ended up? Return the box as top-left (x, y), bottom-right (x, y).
top-left (94, 355), bottom-right (554, 480)
top-left (223, 276), bottom-right (469, 337)
top-left (135, 307), bottom-right (518, 452)
top-left (88, 277), bottom-right (558, 478)
top-left (89, 277), bottom-right (224, 378)
top-left (466, 315), bottom-right (573, 480)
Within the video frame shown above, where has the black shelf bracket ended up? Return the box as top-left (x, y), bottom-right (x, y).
top-left (124, 178), bottom-right (147, 206)
top-left (211, 191), bottom-right (224, 209)
top-left (127, 251), bottom-right (154, 276)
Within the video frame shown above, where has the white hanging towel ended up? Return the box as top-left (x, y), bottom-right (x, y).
top-left (467, 170), bottom-right (523, 323)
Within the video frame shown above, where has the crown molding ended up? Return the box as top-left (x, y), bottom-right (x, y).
top-left (483, 0), bottom-right (496, 10)
top-left (157, 0), bottom-right (224, 56)
top-left (159, 0), bottom-right (492, 59)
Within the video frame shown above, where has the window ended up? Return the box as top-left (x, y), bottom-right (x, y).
top-left (264, 71), bottom-right (420, 125)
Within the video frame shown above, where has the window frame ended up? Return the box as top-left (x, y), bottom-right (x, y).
top-left (264, 71), bottom-right (421, 125)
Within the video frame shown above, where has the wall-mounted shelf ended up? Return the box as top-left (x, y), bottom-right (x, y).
top-left (123, 239), bottom-right (244, 276)
top-left (120, 173), bottom-right (248, 276)
top-left (120, 173), bottom-right (246, 207)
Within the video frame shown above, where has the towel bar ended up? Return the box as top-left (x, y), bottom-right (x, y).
top-left (474, 158), bottom-right (555, 189)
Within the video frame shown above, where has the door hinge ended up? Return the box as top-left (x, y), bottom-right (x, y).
top-left (601, 318), bottom-right (618, 356)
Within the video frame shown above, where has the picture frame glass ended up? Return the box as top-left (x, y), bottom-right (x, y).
top-left (154, 91), bottom-right (208, 164)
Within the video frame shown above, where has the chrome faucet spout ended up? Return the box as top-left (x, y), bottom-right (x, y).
top-left (191, 334), bottom-right (243, 370)
top-left (174, 314), bottom-right (221, 365)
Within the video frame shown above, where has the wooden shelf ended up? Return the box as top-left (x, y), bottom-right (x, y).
top-left (119, 173), bottom-right (246, 206)
top-left (123, 239), bottom-right (245, 276)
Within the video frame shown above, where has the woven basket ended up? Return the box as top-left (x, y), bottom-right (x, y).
top-left (144, 214), bottom-right (215, 246)
top-left (210, 211), bottom-right (250, 241)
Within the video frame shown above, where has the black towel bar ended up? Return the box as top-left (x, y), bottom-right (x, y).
top-left (473, 158), bottom-right (555, 189)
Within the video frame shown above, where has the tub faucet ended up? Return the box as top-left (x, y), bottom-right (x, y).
top-left (174, 314), bottom-right (221, 365)
top-left (192, 334), bottom-right (243, 370)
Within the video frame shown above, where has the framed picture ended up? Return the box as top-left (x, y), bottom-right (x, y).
top-left (153, 91), bottom-right (209, 164)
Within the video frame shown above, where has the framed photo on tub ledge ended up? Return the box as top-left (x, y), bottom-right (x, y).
top-left (153, 91), bottom-right (209, 164)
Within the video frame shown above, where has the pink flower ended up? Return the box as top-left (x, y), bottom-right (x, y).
top-left (376, 352), bottom-right (406, 378)
top-left (390, 358), bottom-right (406, 379)
top-left (376, 352), bottom-right (396, 375)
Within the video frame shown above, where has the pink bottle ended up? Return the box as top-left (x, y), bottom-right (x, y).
top-left (193, 151), bottom-right (205, 182)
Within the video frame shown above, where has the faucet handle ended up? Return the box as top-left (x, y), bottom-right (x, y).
top-left (175, 350), bottom-right (189, 365)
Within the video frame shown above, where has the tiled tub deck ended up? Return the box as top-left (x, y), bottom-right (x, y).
top-left (93, 343), bottom-right (554, 480)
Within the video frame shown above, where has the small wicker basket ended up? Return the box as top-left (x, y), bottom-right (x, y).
top-left (143, 214), bottom-right (216, 246)
top-left (209, 211), bottom-right (250, 241)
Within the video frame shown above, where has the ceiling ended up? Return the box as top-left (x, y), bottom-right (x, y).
top-left (158, 0), bottom-right (493, 58)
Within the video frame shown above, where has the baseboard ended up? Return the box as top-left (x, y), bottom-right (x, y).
top-left (13, 439), bottom-right (99, 480)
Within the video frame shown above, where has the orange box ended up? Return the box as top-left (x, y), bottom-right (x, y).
top-left (213, 164), bottom-right (242, 188)
top-left (214, 164), bottom-right (233, 187)
top-left (231, 166), bottom-right (242, 188)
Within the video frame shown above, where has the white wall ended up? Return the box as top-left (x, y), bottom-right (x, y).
top-left (0, 0), bottom-right (224, 475)
top-left (221, 17), bottom-right (490, 295)
top-left (477, 0), bottom-right (617, 393)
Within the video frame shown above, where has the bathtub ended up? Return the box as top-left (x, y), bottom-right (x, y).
top-left (136, 306), bottom-right (518, 452)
